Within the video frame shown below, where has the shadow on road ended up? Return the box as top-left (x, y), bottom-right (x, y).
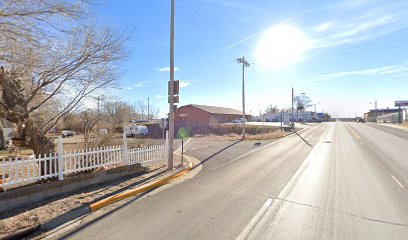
top-left (192, 139), bottom-right (243, 170)
top-left (293, 130), bottom-right (313, 147)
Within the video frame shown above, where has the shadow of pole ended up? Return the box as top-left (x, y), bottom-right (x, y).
top-left (293, 129), bottom-right (313, 147)
top-left (191, 139), bottom-right (243, 170)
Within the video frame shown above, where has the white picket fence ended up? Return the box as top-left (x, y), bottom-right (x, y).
top-left (0, 133), bottom-right (166, 191)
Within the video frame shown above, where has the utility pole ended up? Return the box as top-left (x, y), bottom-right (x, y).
top-left (314, 104), bottom-right (317, 120)
top-left (97, 97), bottom-right (100, 114)
top-left (237, 56), bottom-right (250, 138)
top-left (291, 87), bottom-right (294, 129)
top-left (370, 100), bottom-right (378, 123)
top-left (167, 0), bottom-right (175, 170)
top-left (147, 97), bottom-right (150, 121)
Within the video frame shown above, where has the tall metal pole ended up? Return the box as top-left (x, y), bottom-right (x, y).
top-left (237, 56), bottom-right (249, 138)
top-left (168, 0), bottom-right (175, 170)
top-left (97, 97), bottom-right (100, 114)
top-left (148, 97), bottom-right (151, 121)
top-left (314, 103), bottom-right (316, 121)
top-left (291, 87), bottom-right (294, 129)
top-left (375, 100), bottom-right (378, 123)
top-left (242, 58), bottom-right (246, 138)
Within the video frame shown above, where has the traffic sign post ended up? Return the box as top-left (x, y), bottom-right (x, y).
top-left (160, 118), bottom-right (168, 139)
top-left (179, 114), bottom-right (188, 165)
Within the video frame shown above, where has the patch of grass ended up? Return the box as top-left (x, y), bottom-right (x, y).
top-left (0, 148), bottom-right (34, 159)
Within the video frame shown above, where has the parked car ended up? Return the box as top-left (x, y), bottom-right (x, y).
top-left (61, 130), bottom-right (76, 137)
top-left (124, 125), bottom-right (148, 137)
top-left (232, 118), bottom-right (247, 123)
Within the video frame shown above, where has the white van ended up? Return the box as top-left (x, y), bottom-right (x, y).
top-left (124, 125), bottom-right (148, 137)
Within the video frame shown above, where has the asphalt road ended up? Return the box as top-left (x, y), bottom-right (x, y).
top-left (59, 122), bottom-right (408, 240)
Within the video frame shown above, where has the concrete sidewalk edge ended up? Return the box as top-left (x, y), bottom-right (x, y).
top-left (89, 155), bottom-right (193, 212)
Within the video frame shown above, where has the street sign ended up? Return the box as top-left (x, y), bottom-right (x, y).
top-left (180, 113), bottom-right (188, 121)
top-left (159, 118), bottom-right (168, 129)
top-left (395, 100), bottom-right (408, 107)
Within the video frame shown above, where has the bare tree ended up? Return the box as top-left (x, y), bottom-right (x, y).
top-left (0, 1), bottom-right (130, 157)
top-left (294, 95), bottom-right (312, 112)
top-left (103, 101), bottom-right (135, 127)
top-left (265, 105), bottom-right (280, 114)
top-left (294, 95), bottom-right (312, 121)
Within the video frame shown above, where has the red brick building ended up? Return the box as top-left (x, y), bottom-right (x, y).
top-left (175, 104), bottom-right (251, 126)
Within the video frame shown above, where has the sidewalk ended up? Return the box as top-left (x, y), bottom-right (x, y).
top-left (0, 155), bottom-right (187, 239)
top-left (379, 123), bottom-right (408, 131)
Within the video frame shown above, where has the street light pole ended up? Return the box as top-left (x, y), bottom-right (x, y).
top-left (237, 56), bottom-right (250, 138)
top-left (147, 97), bottom-right (150, 121)
top-left (314, 103), bottom-right (316, 120)
top-left (369, 100), bottom-right (378, 123)
top-left (291, 87), bottom-right (294, 129)
top-left (168, 0), bottom-right (175, 170)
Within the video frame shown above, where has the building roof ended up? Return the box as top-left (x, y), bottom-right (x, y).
top-left (367, 108), bottom-right (402, 114)
top-left (183, 104), bottom-right (250, 115)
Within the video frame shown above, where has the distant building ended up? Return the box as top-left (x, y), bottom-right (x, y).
top-left (364, 108), bottom-right (406, 123)
top-left (174, 104), bottom-right (251, 127)
top-left (265, 111), bottom-right (322, 123)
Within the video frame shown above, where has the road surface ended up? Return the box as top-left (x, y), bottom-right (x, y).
top-left (59, 122), bottom-right (408, 240)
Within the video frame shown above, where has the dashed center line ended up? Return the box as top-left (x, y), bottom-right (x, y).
top-left (346, 124), bottom-right (362, 143)
top-left (391, 175), bottom-right (405, 188)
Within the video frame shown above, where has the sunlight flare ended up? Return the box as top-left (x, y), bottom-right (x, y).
top-left (254, 24), bottom-right (313, 70)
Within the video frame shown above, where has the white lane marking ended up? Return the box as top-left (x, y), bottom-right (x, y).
top-left (236, 124), bottom-right (332, 240)
top-left (236, 198), bottom-right (273, 240)
top-left (391, 175), bottom-right (405, 188)
top-left (346, 124), bottom-right (361, 140)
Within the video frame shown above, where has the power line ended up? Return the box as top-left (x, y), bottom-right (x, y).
top-left (181, 0), bottom-right (239, 45)
top-left (191, 0), bottom-right (239, 41)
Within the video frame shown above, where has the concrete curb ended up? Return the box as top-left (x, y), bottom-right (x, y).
top-left (2, 156), bottom-right (194, 240)
top-left (0, 224), bottom-right (39, 240)
top-left (89, 156), bottom-right (193, 212)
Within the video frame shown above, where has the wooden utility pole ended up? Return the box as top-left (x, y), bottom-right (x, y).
top-left (237, 56), bottom-right (250, 138)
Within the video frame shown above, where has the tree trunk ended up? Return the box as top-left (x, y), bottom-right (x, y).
top-left (23, 119), bottom-right (55, 176)
top-left (0, 127), bottom-right (4, 150)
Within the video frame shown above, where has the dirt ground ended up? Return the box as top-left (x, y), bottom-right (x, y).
top-left (0, 155), bottom-right (183, 237)
top-left (193, 130), bottom-right (290, 141)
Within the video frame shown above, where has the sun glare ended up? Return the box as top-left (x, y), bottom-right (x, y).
top-left (255, 24), bottom-right (312, 70)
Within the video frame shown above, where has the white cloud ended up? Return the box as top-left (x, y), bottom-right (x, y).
top-left (135, 82), bottom-right (143, 88)
top-left (179, 80), bottom-right (191, 88)
top-left (326, 0), bottom-right (369, 10)
top-left (311, 1), bottom-right (408, 50)
top-left (313, 22), bottom-right (333, 32)
top-left (313, 15), bottom-right (397, 49)
top-left (127, 86), bottom-right (132, 90)
top-left (158, 67), bottom-right (179, 72)
top-left (155, 95), bottom-right (165, 99)
top-left (313, 64), bottom-right (408, 81)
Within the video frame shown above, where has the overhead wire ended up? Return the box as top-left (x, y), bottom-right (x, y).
top-left (181, 0), bottom-right (240, 45)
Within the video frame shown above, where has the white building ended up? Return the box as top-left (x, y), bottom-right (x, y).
top-left (265, 111), bottom-right (320, 123)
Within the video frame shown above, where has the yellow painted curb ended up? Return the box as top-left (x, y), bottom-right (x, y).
top-left (89, 156), bottom-right (193, 212)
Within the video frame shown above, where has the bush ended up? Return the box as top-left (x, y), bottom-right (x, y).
top-left (174, 123), bottom-right (282, 137)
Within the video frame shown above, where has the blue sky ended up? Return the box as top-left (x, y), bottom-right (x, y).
top-left (94, 0), bottom-right (408, 117)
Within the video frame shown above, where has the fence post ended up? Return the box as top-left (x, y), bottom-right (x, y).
top-left (123, 132), bottom-right (129, 165)
top-left (164, 131), bottom-right (169, 166)
top-left (57, 136), bottom-right (64, 181)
